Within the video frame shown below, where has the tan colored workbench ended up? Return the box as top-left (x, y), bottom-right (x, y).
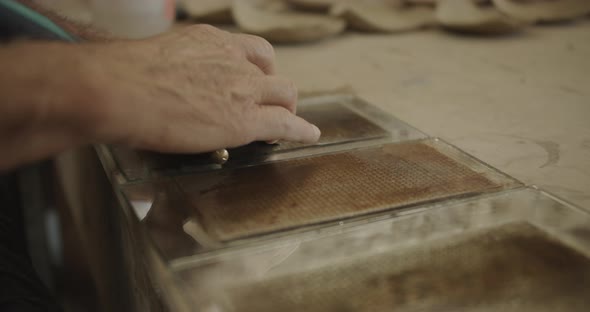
top-left (52, 11), bottom-right (590, 311)
top-left (275, 20), bottom-right (590, 210)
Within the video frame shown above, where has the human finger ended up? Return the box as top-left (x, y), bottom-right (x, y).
top-left (250, 75), bottom-right (298, 114)
top-left (251, 106), bottom-right (321, 143)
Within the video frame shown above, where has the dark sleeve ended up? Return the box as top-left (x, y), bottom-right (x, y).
top-left (0, 173), bottom-right (62, 312)
top-left (0, 1), bottom-right (70, 310)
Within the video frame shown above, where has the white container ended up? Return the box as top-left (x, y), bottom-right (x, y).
top-left (90, 0), bottom-right (175, 39)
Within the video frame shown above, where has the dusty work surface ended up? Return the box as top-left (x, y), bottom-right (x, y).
top-left (226, 222), bottom-right (590, 312)
top-left (275, 21), bottom-right (590, 209)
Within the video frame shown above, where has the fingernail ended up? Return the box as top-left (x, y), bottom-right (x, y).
top-left (312, 125), bottom-right (321, 140)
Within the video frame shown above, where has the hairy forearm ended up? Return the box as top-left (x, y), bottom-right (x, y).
top-left (0, 41), bottom-right (101, 170)
top-left (0, 23), bottom-right (318, 170)
top-left (17, 0), bottom-right (111, 41)
top-left (0, 2), bottom-right (114, 170)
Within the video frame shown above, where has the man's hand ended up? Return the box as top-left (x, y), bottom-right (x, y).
top-left (0, 25), bottom-right (320, 170)
top-left (86, 25), bottom-right (320, 153)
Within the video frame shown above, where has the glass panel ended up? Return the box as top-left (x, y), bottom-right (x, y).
top-left (175, 138), bottom-right (520, 243)
top-left (170, 188), bottom-right (590, 312)
top-left (121, 138), bottom-right (521, 261)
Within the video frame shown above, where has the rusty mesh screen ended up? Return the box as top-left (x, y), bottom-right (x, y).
top-left (224, 223), bottom-right (590, 312)
top-left (176, 139), bottom-right (518, 241)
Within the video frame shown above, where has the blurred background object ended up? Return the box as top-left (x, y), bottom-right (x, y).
top-left (42, 0), bottom-right (92, 23)
top-left (90, 0), bottom-right (175, 38)
top-left (232, 0), bottom-right (346, 43)
top-left (178, 0), bottom-right (233, 23)
top-left (43, 0), bottom-right (590, 42)
top-left (435, 0), bottom-right (524, 35)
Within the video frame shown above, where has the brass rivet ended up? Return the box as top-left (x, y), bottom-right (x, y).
top-left (211, 149), bottom-right (229, 165)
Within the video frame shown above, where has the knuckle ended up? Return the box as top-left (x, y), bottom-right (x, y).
top-left (274, 77), bottom-right (298, 110)
top-left (255, 36), bottom-right (275, 58)
top-left (222, 44), bottom-right (243, 59)
top-left (230, 87), bottom-right (256, 106)
top-left (184, 24), bottom-right (229, 41)
top-left (274, 107), bottom-right (291, 128)
top-left (278, 120), bottom-right (294, 139)
top-left (245, 35), bottom-right (275, 68)
top-left (190, 24), bottom-right (219, 34)
top-left (257, 38), bottom-right (276, 66)
top-left (284, 78), bottom-right (298, 100)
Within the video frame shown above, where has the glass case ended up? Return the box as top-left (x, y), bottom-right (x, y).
top-left (95, 95), bottom-right (590, 312)
top-left (170, 188), bottom-right (590, 312)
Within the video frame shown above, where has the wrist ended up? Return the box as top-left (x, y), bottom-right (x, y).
top-left (0, 41), bottom-right (107, 168)
top-left (17, 41), bottom-right (111, 147)
top-left (54, 44), bottom-right (111, 144)
top-left (64, 42), bottom-right (133, 147)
